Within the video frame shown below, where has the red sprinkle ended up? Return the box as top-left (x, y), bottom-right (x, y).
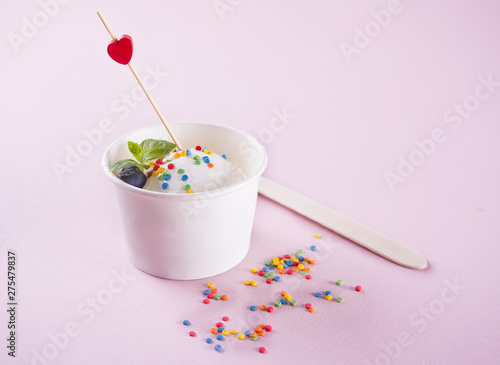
top-left (355, 286), bottom-right (362, 292)
top-left (195, 146), bottom-right (202, 151)
top-left (216, 322), bottom-right (223, 327)
top-left (153, 165), bottom-right (159, 171)
top-left (266, 279), bottom-right (273, 284)
top-left (167, 163), bottom-right (175, 169)
top-left (222, 316), bottom-right (229, 321)
top-left (305, 275), bottom-right (312, 280)
top-left (287, 270), bottom-right (294, 275)
top-left (189, 331), bottom-right (196, 337)
top-left (264, 325), bottom-right (272, 332)
top-left (259, 347), bottom-right (266, 353)
top-left (305, 303), bottom-right (312, 309)
top-left (258, 270), bottom-right (265, 276)
top-left (266, 307), bottom-right (274, 313)
top-left (284, 255), bottom-right (291, 259)
top-left (203, 299), bottom-right (210, 304)
top-left (156, 158), bottom-right (163, 164)
top-left (207, 293), bottom-right (214, 299)
top-left (147, 171), bottom-right (153, 177)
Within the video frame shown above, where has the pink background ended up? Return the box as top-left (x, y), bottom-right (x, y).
top-left (1, 0), bottom-right (500, 364)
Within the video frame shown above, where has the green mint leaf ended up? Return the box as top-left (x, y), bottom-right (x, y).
top-left (140, 139), bottom-right (176, 163)
top-left (110, 159), bottom-right (150, 173)
top-left (128, 141), bottom-right (142, 162)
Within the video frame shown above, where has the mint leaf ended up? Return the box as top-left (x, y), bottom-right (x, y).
top-left (140, 139), bottom-right (176, 163)
top-left (110, 159), bottom-right (150, 172)
top-left (128, 141), bottom-right (142, 162)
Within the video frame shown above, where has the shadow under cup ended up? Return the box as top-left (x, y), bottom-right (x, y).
top-left (102, 122), bottom-right (267, 280)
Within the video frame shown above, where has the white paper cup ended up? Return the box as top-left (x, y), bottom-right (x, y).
top-left (102, 122), bottom-right (267, 280)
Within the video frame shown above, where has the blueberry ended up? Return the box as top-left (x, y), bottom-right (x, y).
top-left (117, 166), bottom-right (146, 188)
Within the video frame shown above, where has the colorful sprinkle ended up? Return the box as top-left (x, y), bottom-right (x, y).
top-left (189, 331), bottom-right (196, 337)
top-left (167, 163), bottom-right (174, 169)
top-left (250, 281), bottom-right (257, 286)
top-left (290, 300), bottom-right (297, 306)
top-left (203, 156), bottom-right (210, 164)
top-left (221, 295), bottom-right (228, 300)
top-left (162, 183), bottom-right (169, 190)
top-left (355, 286), bottom-right (362, 292)
top-left (221, 330), bottom-right (229, 336)
top-left (305, 303), bottom-right (312, 309)
top-left (184, 184), bottom-right (191, 191)
top-left (181, 174), bottom-right (188, 181)
top-left (186, 149), bottom-right (191, 156)
top-left (183, 320), bottom-right (190, 326)
top-left (230, 329), bottom-right (237, 334)
top-left (325, 295), bottom-right (333, 301)
top-left (207, 163), bottom-right (214, 168)
top-left (310, 245), bottom-right (316, 251)
top-left (326, 290), bottom-right (332, 295)
top-left (259, 305), bottom-right (267, 311)
top-left (267, 307), bottom-right (274, 313)
top-left (203, 299), bottom-right (210, 304)
top-left (237, 333), bottom-right (245, 340)
top-left (336, 280), bottom-right (343, 286)
top-left (178, 168), bottom-right (185, 174)
top-left (250, 306), bottom-right (257, 311)
top-left (214, 295), bottom-right (221, 300)
top-left (207, 293), bottom-right (214, 299)
top-left (195, 146), bottom-right (202, 151)
top-left (214, 344), bottom-right (222, 351)
top-left (174, 153), bottom-right (181, 159)
top-left (315, 292), bottom-right (322, 298)
top-left (308, 307), bottom-right (316, 313)
top-left (222, 154), bottom-right (226, 159)
top-left (206, 338), bottom-right (213, 344)
top-left (164, 174), bottom-right (171, 181)
top-left (337, 297), bottom-right (343, 303)
top-left (180, 151), bottom-right (187, 157)
top-left (314, 233), bottom-right (320, 238)
top-left (259, 347), bottom-right (266, 353)
top-left (250, 268), bottom-right (258, 273)
top-left (208, 283), bottom-right (215, 288)
top-left (274, 301), bottom-right (282, 307)
top-left (194, 160), bottom-right (201, 165)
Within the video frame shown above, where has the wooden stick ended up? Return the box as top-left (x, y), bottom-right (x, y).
top-left (96, 11), bottom-right (183, 150)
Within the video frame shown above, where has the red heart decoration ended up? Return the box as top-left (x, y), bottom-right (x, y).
top-left (107, 35), bottom-right (133, 65)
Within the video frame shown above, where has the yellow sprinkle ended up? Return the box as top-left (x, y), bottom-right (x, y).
top-left (208, 151), bottom-right (213, 155)
top-left (314, 233), bottom-right (320, 238)
top-left (230, 329), bottom-right (238, 334)
top-left (250, 280), bottom-right (257, 287)
top-left (298, 264), bottom-right (305, 270)
top-left (203, 149), bottom-right (208, 154)
top-left (250, 268), bottom-right (258, 274)
top-left (174, 153), bottom-right (181, 159)
top-left (325, 295), bottom-right (333, 301)
top-left (188, 189), bottom-right (193, 194)
top-left (273, 257), bottom-right (279, 262)
top-left (222, 330), bottom-right (229, 336)
top-left (180, 150), bottom-right (187, 156)
top-left (153, 171), bottom-right (160, 177)
top-left (244, 280), bottom-right (250, 285)
top-left (148, 161), bottom-right (154, 166)
top-left (158, 167), bottom-right (165, 173)
top-left (277, 264), bottom-right (283, 270)
top-left (208, 283), bottom-right (215, 288)
top-left (284, 294), bottom-right (291, 301)
top-left (237, 333), bottom-right (245, 340)
top-left (291, 256), bottom-right (298, 262)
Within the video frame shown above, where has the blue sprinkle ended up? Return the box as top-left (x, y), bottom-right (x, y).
top-left (326, 290), bottom-right (332, 296)
top-left (222, 154), bottom-right (226, 159)
top-left (203, 156), bottom-right (210, 164)
top-left (274, 276), bottom-right (281, 282)
top-left (298, 256), bottom-right (304, 261)
top-left (244, 331), bottom-right (251, 336)
top-left (310, 245), bottom-right (316, 251)
top-left (268, 265), bottom-right (274, 270)
top-left (263, 267), bottom-right (269, 273)
top-left (250, 306), bottom-right (257, 311)
top-left (186, 149), bottom-right (191, 155)
top-left (216, 334), bottom-right (224, 341)
top-left (280, 298), bottom-right (287, 304)
top-left (217, 327), bottom-right (224, 332)
top-left (214, 344), bottom-right (222, 351)
top-left (181, 174), bottom-right (188, 181)
top-left (282, 263), bottom-right (288, 268)
top-left (183, 320), bottom-right (190, 326)
top-left (162, 182), bottom-right (169, 190)
top-left (206, 338), bottom-right (213, 344)
top-left (203, 289), bottom-right (210, 295)
top-left (315, 292), bottom-right (322, 297)
top-left (164, 174), bottom-right (171, 181)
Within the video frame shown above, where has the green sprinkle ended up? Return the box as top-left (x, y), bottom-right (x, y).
top-left (336, 280), bottom-right (343, 286)
top-left (214, 295), bottom-right (221, 300)
top-left (265, 261), bottom-right (271, 266)
top-left (263, 273), bottom-right (269, 278)
top-left (157, 173), bottom-right (165, 180)
top-left (300, 270), bottom-right (307, 275)
top-left (178, 169), bottom-right (185, 174)
top-left (194, 160), bottom-right (201, 165)
top-left (298, 249), bottom-right (304, 253)
top-left (167, 159), bottom-right (172, 162)
top-left (336, 297), bottom-right (343, 303)
top-left (290, 300), bottom-right (297, 306)
top-left (274, 301), bottom-right (282, 307)
top-left (295, 252), bottom-right (300, 257)
top-left (250, 336), bottom-right (257, 341)
top-left (184, 184), bottom-right (191, 191)
top-left (193, 155), bottom-right (200, 160)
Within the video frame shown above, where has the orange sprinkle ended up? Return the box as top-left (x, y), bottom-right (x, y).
top-left (281, 291), bottom-right (287, 297)
top-left (257, 331), bottom-right (265, 337)
top-left (211, 328), bottom-right (218, 334)
top-left (303, 257), bottom-right (311, 263)
top-left (254, 326), bottom-right (262, 332)
top-left (304, 267), bottom-right (311, 272)
top-left (221, 294), bottom-right (228, 300)
top-left (259, 305), bottom-right (267, 311)
top-left (310, 260), bottom-right (317, 265)
top-left (249, 333), bottom-right (257, 338)
top-left (279, 269), bottom-right (286, 275)
top-left (211, 288), bottom-right (218, 293)
top-left (308, 307), bottom-right (316, 313)
top-left (207, 163), bottom-right (214, 168)
top-left (292, 267), bottom-right (299, 272)
top-left (259, 324), bottom-right (266, 328)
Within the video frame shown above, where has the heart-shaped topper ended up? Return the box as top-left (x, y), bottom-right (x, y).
top-left (107, 35), bottom-right (133, 65)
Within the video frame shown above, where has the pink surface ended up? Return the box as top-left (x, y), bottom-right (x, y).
top-left (1, 1), bottom-right (500, 364)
